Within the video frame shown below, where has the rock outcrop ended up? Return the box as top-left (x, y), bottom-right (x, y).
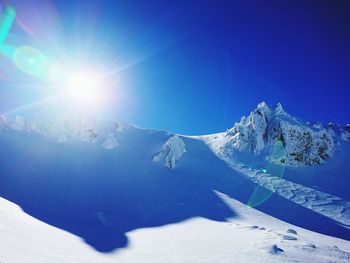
top-left (153, 135), bottom-right (186, 169)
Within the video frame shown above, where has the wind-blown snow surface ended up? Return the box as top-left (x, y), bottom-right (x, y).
top-left (0, 103), bottom-right (350, 262)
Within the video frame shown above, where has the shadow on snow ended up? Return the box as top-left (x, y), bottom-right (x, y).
top-left (0, 129), bottom-right (349, 252)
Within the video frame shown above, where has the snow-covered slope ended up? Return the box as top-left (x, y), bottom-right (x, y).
top-left (2, 195), bottom-right (350, 263)
top-left (0, 103), bottom-right (350, 262)
top-left (204, 102), bottom-right (350, 229)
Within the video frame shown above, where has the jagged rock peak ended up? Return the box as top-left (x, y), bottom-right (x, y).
top-left (255, 102), bottom-right (289, 117)
top-left (218, 102), bottom-right (336, 167)
top-left (275, 103), bottom-right (287, 115)
top-left (256, 101), bottom-right (271, 113)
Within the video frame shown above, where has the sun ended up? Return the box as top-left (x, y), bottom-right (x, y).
top-left (65, 70), bottom-right (101, 104)
top-left (45, 61), bottom-right (114, 110)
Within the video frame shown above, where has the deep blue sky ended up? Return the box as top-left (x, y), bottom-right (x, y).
top-left (1, 0), bottom-right (350, 135)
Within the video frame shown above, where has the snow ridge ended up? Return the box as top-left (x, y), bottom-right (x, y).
top-left (227, 164), bottom-right (350, 228)
top-left (0, 114), bottom-right (126, 150)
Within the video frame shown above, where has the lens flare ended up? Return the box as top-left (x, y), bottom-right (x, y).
top-left (0, 3), bottom-right (120, 117)
top-left (0, 6), bottom-right (15, 47)
top-left (13, 45), bottom-right (47, 76)
top-left (247, 139), bottom-right (286, 207)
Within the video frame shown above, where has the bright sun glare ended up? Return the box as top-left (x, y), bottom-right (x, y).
top-left (65, 70), bottom-right (103, 104)
top-left (46, 61), bottom-right (114, 110)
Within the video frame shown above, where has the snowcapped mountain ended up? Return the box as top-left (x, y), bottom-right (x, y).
top-left (0, 102), bottom-right (350, 263)
top-left (0, 101), bottom-right (347, 167)
top-left (206, 102), bottom-right (342, 167)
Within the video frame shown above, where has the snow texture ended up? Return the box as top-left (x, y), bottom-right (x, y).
top-left (1, 195), bottom-right (350, 263)
top-left (205, 156), bottom-right (350, 228)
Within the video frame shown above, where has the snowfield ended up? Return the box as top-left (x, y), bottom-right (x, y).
top-left (1, 195), bottom-right (350, 263)
top-left (0, 102), bottom-right (350, 262)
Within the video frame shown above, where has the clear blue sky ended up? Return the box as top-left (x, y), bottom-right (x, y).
top-left (1, 0), bottom-right (350, 135)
